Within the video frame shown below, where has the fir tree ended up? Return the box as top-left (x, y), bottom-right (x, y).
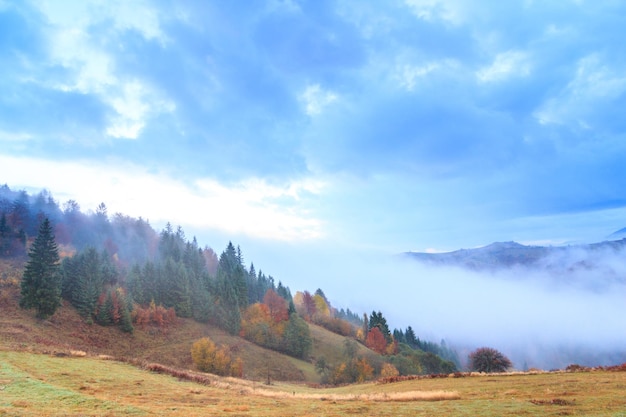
top-left (218, 242), bottom-right (248, 309)
top-left (405, 326), bottom-right (417, 345)
top-left (20, 218), bottom-right (61, 319)
top-left (214, 268), bottom-right (241, 334)
top-left (120, 303), bottom-right (134, 333)
top-left (276, 281), bottom-right (293, 303)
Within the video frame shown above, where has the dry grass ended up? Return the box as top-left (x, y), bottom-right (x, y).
top-left (1, 350), bottom-right (626, 417)
top-left (246, 388), bottom-right (460, 402)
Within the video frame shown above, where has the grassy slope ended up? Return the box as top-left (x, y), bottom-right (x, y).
top-left (0, 260), bottom-right (370, 384)
top-left (1, 350), bottom-right (626, 417)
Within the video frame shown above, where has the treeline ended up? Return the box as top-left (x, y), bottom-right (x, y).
top-left (7, 185), bottom-right (459, 376)
top-left (0, 184), bottom-right (163, 266)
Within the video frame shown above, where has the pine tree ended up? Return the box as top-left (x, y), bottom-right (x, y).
top-left (20, 218), bottom-right (61, 319)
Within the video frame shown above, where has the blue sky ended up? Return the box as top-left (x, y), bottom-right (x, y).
top-left (2, 1), bottom-right (626, 321)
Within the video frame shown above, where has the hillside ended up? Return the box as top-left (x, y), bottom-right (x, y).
top-left (1, 184), bottom-right (460, 383)
top-left (0, 259), bottom-right (379, 384)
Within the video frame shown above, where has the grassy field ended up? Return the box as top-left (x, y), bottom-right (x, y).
top-left (1, 350), bottom-right (626, 417)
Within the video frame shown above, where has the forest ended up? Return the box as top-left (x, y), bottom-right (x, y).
top-left (1, 184), bottom-right (459, 382)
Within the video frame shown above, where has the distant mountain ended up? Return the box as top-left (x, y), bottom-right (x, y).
top-left (404, 239), bottom-right (626, 273)
top-left (609, 227), bottom-right (626, 239)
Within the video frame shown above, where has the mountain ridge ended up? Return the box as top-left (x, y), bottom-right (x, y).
top-left (404, 238), bottom-right (626, 272)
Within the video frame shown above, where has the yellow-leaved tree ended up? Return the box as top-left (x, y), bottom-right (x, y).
top-left (191, 337), bottom-right (243, 377)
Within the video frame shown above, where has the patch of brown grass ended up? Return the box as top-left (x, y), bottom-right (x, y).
top-left (530, 398), bottom-right (576, 406)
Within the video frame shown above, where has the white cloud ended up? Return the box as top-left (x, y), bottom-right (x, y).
top-left (299, 84), bottom-right (338, 116)
top-left (265, 0), bottom-right (302, 15)
top-left (49, 27), bottom-right (117, 94)
top-left (476, 50), bottom-right (532, 83)
top-left (397, 63), bottom-right (439, 91)
top-left (38, 0), bottom-right (167, 44)
top-left (106, 81), bottom-right (175, 139)
top-left (0, 155), bottom-right (325, 241)
top-left (0, 130), bottom-right (33, 142)
top-left (107, 1), bottom-right (167, 44)
top-left (534, 54), bottom-right (626, 126)
top-left (404, 0), bottom-right (465, 25)
top-left (34, 0), bottom-right (173, 139)
top-left (396, 59), bottom-right (458, 91)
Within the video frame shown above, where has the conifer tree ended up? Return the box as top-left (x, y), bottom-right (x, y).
top-left (214, 268), bottom-right (241, 334)
top-left (73, 247), bottom-right (106, 318)
top-left (20, 218), bottom-right (61, 319)
top-left (405, 326), bottom-right (418, 348)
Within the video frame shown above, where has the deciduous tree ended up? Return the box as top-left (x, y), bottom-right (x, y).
top-left (365, 327), bottom-right (387, 354)
top-left (263, 289), bottom-right (289, 323)
top-left (468, 347), bottom-right (512, 373)
top-left (191, 337), bottom-right (242, 377)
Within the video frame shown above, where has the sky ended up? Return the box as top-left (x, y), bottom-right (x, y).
top-left (2, 1), bottom-right (626, 360)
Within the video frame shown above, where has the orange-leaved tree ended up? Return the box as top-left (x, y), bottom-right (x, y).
top-left (263, 289), bottom-right (289, 323)
top-left (365, 327), bottom-right (388, 354)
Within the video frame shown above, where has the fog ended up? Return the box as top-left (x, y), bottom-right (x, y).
top-left (239, 239), bottom-right (626, 370)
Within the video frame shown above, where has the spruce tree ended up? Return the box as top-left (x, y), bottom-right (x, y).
top-left (20, 218), bottom-right (61, 319)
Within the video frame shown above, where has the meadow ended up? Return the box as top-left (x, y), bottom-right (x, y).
top-left (1, 350), bottom-right (626, 417)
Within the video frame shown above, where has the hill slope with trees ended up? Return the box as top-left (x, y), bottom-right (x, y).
top-left (1, 184), bottom-right (458, 382)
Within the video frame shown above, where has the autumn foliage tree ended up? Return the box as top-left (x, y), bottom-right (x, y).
top-left (240, 303), bottom-right (276, 347)
top-left (365, 327), bottom-right (388, 354)
top-left (468, 347), bottom-right (512, 373)
top-left (380, 363), bottom-right (400, 378)
top-left (191, 337), bottom-right (243, 377)
top-left (263, 289), bottom-right (288, 323)
top-left (294, 290), bottom-right (317, 321)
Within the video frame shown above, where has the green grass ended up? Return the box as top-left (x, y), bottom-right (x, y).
top-left (1, 350), bottom-right (626, 416)
top-left (0, 354), bottom-right (145, 416)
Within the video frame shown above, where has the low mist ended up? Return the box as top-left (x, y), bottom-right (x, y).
top-left (253, 241), bottom-right (626, 371)
top-left (391, 261), bottom-right (625, 370)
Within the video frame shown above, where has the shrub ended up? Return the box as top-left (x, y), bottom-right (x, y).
top-left (381, 363), bottom-right (400, 378)
top-left (131, 300), bottom-right (176, 328)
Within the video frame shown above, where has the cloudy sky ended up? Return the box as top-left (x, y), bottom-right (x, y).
top-left (2, 0), bottom-right (626, 327)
